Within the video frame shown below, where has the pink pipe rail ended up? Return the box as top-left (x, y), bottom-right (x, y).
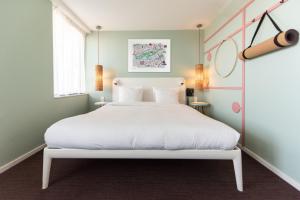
top-left (204, 0), bottom-right (255, 43)
top-left (245, 0), bottom-right (288, 27)
top-left (241, 8), bottom-right (246, 147)
top-left (204, 86), bottom-right (242, 90)
top-left (205, 27), bottom-right (243, 54)
top-left (204, 0), bottom-right (288, 54)
top-left (203, 0), bottom-right (289, 146)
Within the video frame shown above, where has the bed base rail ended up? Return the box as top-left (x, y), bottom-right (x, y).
top-left (42, 147), bottom-right (243, 191)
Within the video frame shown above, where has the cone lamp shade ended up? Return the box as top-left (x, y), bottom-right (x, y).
top-left (95, 64), bottom-right (103, 91)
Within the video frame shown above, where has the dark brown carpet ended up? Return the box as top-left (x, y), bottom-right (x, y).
top-left (0, 151), bottom-right (299, 200)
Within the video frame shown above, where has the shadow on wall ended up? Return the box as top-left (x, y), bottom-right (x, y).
top-left (246, 128), bottom-right (277, 166)
top-left (184, 67), bottom-right (196, 89)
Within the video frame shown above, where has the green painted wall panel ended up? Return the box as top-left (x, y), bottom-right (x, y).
top-left (204, 0), bottom-right (300, 183)
top-left (86, 30), bottom-right (204, 110)
top-left (0, 0), bottom-right (88, 166)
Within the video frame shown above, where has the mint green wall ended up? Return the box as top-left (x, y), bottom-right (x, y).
top-left (0, 0), bottom-right (88, 167)
top-left (204, 0), bottom-right (300, 184)
top-left (86, 30), bottom-right (203, 110)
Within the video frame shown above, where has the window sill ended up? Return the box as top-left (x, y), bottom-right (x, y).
top-left (54, 93), bottom-right (87, 99)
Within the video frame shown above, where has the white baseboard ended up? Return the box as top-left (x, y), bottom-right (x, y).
top-left (241, 146), bottom-right (300, 191)
top-left (0, 144), bottom-right (46, 174)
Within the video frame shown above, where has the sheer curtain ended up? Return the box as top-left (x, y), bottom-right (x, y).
top-left (53, 9), bottom-right (86, 97)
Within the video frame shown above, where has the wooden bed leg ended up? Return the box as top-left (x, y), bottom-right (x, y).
top-left (42, 148), bottom-right (52, 189)
top-left (233, 149), bottom-right (243, 192)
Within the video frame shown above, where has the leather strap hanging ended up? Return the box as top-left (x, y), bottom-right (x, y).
top-left (242, 11), bottom-right (283, 59)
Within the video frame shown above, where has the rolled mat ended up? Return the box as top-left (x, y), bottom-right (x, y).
top-left (239, 29), bottom-right (299, 60)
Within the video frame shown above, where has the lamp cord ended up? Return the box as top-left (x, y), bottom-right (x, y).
top-left (198, 28), bottom-right (201, 64)
top-left (97, 30), bottom-right (99, 65)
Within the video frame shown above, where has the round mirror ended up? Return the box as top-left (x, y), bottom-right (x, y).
top-left (214, 38), bottom-right (238, 78)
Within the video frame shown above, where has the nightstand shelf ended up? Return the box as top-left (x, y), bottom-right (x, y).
top-left (190, 101), bottom-right (210, 114)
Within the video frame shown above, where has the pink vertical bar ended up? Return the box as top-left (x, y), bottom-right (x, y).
top-left (203, 0), bottom-right (289, 146)
top-left (241, 9), bottom-right (246, 147)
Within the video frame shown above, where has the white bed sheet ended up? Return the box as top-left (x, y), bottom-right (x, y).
top-left (45, 103), bottom-right (240, 150)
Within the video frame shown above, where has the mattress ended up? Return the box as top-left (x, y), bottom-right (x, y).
top-left (45, 103), bottom-right (240, 150)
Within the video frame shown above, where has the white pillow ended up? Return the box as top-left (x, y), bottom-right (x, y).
top-left (153, 87), bottom-right (180, 104)
top-left (118, 86), bottom-right (143, 103)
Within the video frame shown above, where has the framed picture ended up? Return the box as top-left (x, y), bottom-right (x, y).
top-left (128, 39), bottom-right (171, 72)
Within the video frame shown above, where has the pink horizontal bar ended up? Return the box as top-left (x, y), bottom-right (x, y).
top-left (245, 0), bottom-right (288, 27)
top-left (204, 86), bottom-right (243, 90)
top-left (204, 0), bottom-right (255, 43)
top-left (205, 0), bottom-right (288, 54)
top-left (205, 27), bottom-right (243, 54)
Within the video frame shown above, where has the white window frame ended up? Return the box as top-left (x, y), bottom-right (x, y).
top-left (52, 8), bottom-right (86, 98)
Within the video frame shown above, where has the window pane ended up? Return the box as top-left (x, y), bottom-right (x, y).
top-left (53, 9), bottom-right (86, 97)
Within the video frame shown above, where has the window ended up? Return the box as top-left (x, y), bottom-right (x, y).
top-left (52, 9), bottom-right (86, 97)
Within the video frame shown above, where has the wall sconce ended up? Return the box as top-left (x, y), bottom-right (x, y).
top-left (195, 64), bottom-right (204, 90)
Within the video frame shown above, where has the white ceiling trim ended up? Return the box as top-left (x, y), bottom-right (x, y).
top-left (50, 0), bottom-right (91, 34)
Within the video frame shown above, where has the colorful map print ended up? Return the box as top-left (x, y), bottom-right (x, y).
top-left (132, 43), bottom-right (168, 68)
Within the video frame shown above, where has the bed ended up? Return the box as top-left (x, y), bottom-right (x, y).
top-left (42, 77), bottom-right (243, 191)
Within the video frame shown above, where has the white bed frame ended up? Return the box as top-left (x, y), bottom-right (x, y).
top-left (42, 78), bottom-right (243, 191)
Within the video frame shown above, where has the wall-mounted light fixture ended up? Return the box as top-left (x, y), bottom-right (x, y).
top-left (95, 25), bottom-right (103, 91)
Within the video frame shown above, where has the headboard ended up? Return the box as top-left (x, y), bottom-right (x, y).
top-left (112, 77), bottom-right (186, 104)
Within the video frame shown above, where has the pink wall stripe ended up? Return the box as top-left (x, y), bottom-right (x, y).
top-left (241, 8), bottom-right (246, 147)
top-left (204, 0), bottom-right (288, 54)
top-left (245, 0), bottom-right (288, 27)
top-left (204, 0), bottom-right (289, 146)
top-left (204, 0), bottom-right (255, 43)
top-left (204, 86), bottom-right (242, 90)
top-left (205, 27), bottom-right (243, 54)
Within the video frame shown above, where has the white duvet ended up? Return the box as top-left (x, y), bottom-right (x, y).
top-left (45, 103), bottom-right (240, 150)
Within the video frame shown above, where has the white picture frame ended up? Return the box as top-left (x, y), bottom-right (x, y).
top-left (128, 39), bottom-right (171, 72)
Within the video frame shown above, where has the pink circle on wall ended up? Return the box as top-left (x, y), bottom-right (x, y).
top-left (232, 102), bottom-right (241, 113)
top-left (207, 52), bottom-right (212, 61)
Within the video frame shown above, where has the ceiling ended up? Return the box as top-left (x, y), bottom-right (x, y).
top-left (62, 0), bottom-right (232, 31)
